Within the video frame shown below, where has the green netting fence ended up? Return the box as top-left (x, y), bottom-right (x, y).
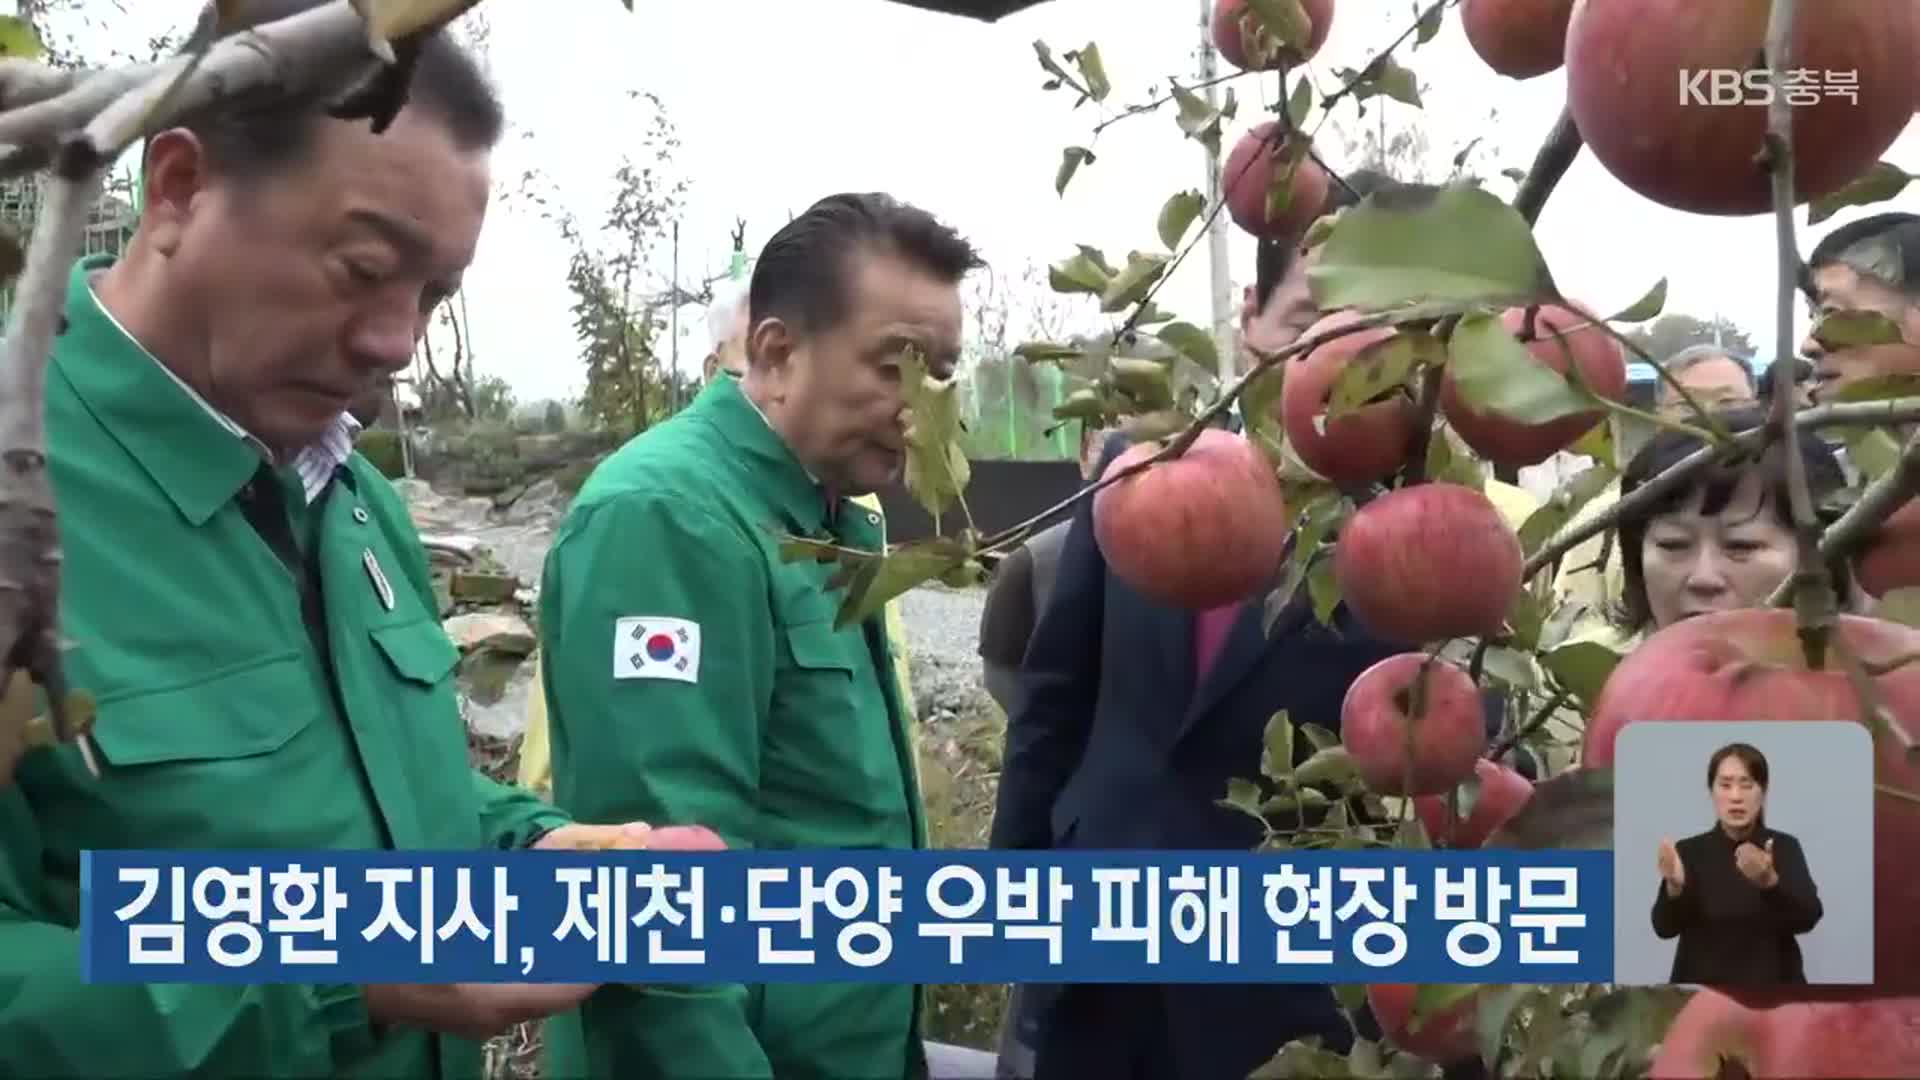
top-left (960, 355), bottom-right (1083, 462)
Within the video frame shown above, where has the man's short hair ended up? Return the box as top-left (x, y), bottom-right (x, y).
top-left (748, 192), bottom-right (984, 339)
top-left (707, 281), bottom-right (747, 355)
top-left (1808, 212), bottom-right (1920, 300)
top-left (1252, 167), bottom-right (1421, 311)
top-left (163, 0), bottom-right (503, 182)
top-left (1663, 344), bottom-right (1758, 392)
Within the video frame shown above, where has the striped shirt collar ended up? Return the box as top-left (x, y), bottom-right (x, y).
top-left (86, 283), bottom-right (361, 504)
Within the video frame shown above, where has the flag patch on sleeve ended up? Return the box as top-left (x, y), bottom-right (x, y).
top-left (613, 616), bottom-right (701, 683)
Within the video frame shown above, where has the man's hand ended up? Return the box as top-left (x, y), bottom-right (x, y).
top-left (363, 983), bottom-right (598, 1042)
top-left (1735, 838), bottom-right (1778, 889)
top-left (1657, 837), bottom-right (1685, 896)
top-left (532, 822), bottom-right (729, 851)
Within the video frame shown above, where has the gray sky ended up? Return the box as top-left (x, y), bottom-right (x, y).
top-left (33, 0), bottom-right (1920, 405)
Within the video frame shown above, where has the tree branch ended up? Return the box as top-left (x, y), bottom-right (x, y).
top-left (1522, 398), bottom-right (1920, 579)
top-left (1767, 425), bottom-right (1920, 606)
top-left (1511, 106), bottom-right (1582, 225)
top-left (1319, 0), bottom-right (1449, 114)
top-left (1758, 0), bottom-right (1833, 665)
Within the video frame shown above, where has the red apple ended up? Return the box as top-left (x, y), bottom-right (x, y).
top-left (1366, 983), bottom-right (1480, 1066)
top-left (1440, 303), bottom-right (1628, 468)
top-left (1583, 608), bottom-right (1920, 996)
top-left (1333, 483), bottom-right (1524, 644)
top-left (1278, 311), bottom-right (1420, 489)
top-left (1565, 0), bottom-right (1920, 215)
top-left (1414, 757), bottom-right (1535, 849)
top-left (1342, 653), bottom-right (1488, 797)
top-left (1854, 500), bottom-right (1920, 598)
top-left (1223, 121), bottom-right (1332, 245)
top-left (1211, 0), bottom-right (1335, 71)
top-left (1462, 0), bottom-right (1576, 79)
top-left (1093, 427), bottom-right (1290, 611)
top-left (1651, 989), bottom-right (1920, 1078)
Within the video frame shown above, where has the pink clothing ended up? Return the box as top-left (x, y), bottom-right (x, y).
top-left (1192, 603), bottom-right (1241, 685)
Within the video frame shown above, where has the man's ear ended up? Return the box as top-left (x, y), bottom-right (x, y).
top-left (140, 128), bottom-right (213, 256)
top-left (749, 316), bottom-right (797, 376)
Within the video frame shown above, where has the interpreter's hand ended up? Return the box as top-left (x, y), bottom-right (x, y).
top-left (1735, 838), bottom-right (1778, 889)
top-left (363, 982), bottom-right (598, 1041)
top-left (1657, 838), bottom-right (1685, 895)
top-left (534, 821), bottom-right (729, 851)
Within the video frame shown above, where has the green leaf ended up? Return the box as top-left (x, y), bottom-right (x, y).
top-left (1066, 43), bottom-right (1111, 102)
top-left (780, 535), bottom-right (972, 630)
top-left (1262, 711), bottom-right (1296, 780)
top-left (1606, 278), bottom-right (1667, 323)
top-left (1014, 341), bottom-right (1089, 365)
top-left (1157, 189), bottom-right (1206, 251)
top-left (1118, 410), bottom-right (1193, 442)
top-left (1156, 321), bottom-right (1220, 373)
top-left (1871, 587), bottom-right (1920, 629)
top-left (1266, 492), bottom-right (1345, 632)
top-left (1814, 309), bottom-right (1906, 349)
top-left (1049, 251), bottom-right (1110, 296)
top-left (1053, 386), bottom-right (1107, 422)
top-left (1475, 985), bottom-right (1535, 1067)
top-left (1287, 76), bottom-right (1315, 129)
top-left (1333, 983), bottom-right (1368, 1013)
top-left (1370, 57), bottom-right (1422, 107)
top-left (1517, 463), bottom-right (1618, 554)
top-left (1032, 40), bottom-right (1075, 90)
top-left (1542, 638), bottom-right (1624, 709)
top-left (1413, 2), bottom-right (1443, 45)
top-left (0, 15), bottom-right (43, 59)
top-left (1220, 777), bottom-right (1269, 824)
top-left (1500, 166), bottom-right (1527, 185)
top-left (1308, 182), bottom-right (1556, 310)
top-left (1300, 722), bottom-right (1339, 753)
top-left (1326, 333), bottom-right (1425, 419)
top-left (898, 346), bottom-right (971, 522)
top-left (1484, 766), bottom-right (1614, 849)
top-left (1447, 311), bottom-right (1596, 426)
top-left (1439, 640), bottom-right (1539, 693)
top-left (1808, 161), bottom-right (1914, 225)
top-left (1426, 426), bottom-right (1487, 490)
top-left (1055, 146), bottom-right (1094, 196)
top-left (1306, 548), bottom-right (1342, 626)
top-left (1100, 252), bottom-right (1171, 313)
top-left (1295, 745), bottom-right (1361, 790)
top-left (1570, 414), bottom-right (1616, 466)
top-left (1844, 426), bottom-right (1903, 482)
top-left (1170, 83), bottom-right (1225, 157)
top-left (1394, 814), bottom-right (1431, 850)
top-left (1111, 357), bottom-right (1176, 410)
top-left (1245, 0), bottom-right (1312, 53)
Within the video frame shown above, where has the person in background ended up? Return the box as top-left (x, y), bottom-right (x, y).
top-left (538, 192), bottom-right (981, 1080)
top-left (0, 2), bottom-right (654, 1075)
top-left (1655, 344), bottom-right (1760, 419)
top-left (1609, 404), bottom-right (1860, 644)
top-left (989, 169), bottom-right (1513, 1080)
top-left (517, 281), bottom-right (920, 801)
top-left (1653, 742), bottom-right (1823, 986)
top-left (1803, 212), bottom-right (1920, 408)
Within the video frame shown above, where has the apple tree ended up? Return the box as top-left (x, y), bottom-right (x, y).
top-left (799, 0), bottom-right (1920, 1075)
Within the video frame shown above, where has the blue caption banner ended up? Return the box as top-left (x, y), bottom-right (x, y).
top-left (80, 849), bottom-right (1614, 985)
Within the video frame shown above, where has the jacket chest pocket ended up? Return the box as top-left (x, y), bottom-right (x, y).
top-left (365, 616), bottom-right (467, 749)
top-left (78, 654), bottom-right (330, 846)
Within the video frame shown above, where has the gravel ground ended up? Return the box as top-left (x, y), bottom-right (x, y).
top-left (899, 583), bottom-right (991, 725)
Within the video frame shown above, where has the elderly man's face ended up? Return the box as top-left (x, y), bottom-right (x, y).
top-left (1800, 263), bottom-right (1920, 402)
top-left (1657, 353), bottom-right (1756, 419)
top-left (145, 107), bottom-right (490, 455)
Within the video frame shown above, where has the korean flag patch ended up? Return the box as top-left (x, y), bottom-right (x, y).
top-left (613, 616), bottom-right (702, 683)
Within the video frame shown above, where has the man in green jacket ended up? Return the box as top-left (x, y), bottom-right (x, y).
top-left (0, 2), bottom-right (653, 1075)
top-left (541, 192), bottom-right (982, 1079)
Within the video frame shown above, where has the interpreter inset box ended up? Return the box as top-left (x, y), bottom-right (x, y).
top-left (1611, 721), bottom-right (1872, 987)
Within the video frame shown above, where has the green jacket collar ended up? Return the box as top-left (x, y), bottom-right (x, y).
top-left (699, 373), bottom-right (837, 535)
top-left (54, 254), bottom-right (334, 526)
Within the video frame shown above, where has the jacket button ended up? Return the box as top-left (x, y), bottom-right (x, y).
top-left (352, 507), bottom-right (370, 524)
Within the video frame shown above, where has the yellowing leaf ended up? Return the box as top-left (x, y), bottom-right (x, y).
top-left (1099, 252), bottom-right (1171, 313)
top-left (898, 346), bottom-right (971, 525)
top-left (0, 15), bottom-right (43, 59)
top-left (1156, 190), bottom-right (1205, 251)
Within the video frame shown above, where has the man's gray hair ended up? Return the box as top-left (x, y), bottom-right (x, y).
top-left (1664, 344), bottom-right (1757, 391)
top-left (706, 282), bottom-right (748, 355)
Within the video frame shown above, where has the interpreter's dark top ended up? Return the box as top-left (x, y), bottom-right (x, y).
top-left (1652, 824), bottom-right (1823, 986)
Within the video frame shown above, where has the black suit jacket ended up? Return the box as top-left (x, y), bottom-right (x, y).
top-left (989, 431), bottom-right (1410, 1078)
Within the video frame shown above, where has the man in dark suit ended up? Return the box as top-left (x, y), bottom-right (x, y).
top-left (989, 169), bottom-right (1441, 1080)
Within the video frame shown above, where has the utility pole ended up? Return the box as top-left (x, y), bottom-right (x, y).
top-left (1198, 0), bottom-right (1235, 382)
